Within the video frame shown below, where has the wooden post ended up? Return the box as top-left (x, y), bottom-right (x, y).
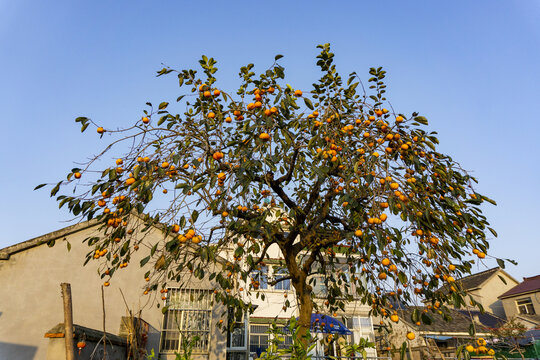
top-left (61, 283), bottom-right (75, 360)
top-left (101, 285), bottom-right (107, 359)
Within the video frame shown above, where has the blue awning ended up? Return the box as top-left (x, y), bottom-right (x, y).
top-left (424, 335), bottom-right (453, 340)
top-left (308, 314), bottom-right (352, 335)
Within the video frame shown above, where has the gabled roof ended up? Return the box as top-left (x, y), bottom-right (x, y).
top-left (44, 323), bottom-right (126, 346)
top-left (399, 307), bottom-right (491, 335)
top-left (0, 214), bottom-right (227, 266)
top-left (499, 274), bottom-right (540, 299)
top-left (456, 310), bottom-right (505, 329)
top-left (0, 220), bottom-right (99, 260)
top-left (435, 267), bottom-right (517, 295)
top-left (514, 314), bottom-right (540, 327)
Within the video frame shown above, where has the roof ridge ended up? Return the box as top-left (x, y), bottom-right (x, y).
top-left (457, 267), bottom-right (498, 281)
top-left (0, 219), bottom-right (100, 259)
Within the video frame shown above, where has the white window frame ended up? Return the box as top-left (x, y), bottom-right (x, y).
top-left (516, 297), bottom-right (536, 315)
top-left (159, 288), bottom-right (212, 354)
top-left (227, 309), bottom-right (248, 352)
top-left (273, 267), bottom-right (291, 291)
top-left (251, 265), bottom-right (268, 290)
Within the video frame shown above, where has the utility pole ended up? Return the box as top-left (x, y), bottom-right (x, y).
top-left (61, 283), bottom-right (75, 360)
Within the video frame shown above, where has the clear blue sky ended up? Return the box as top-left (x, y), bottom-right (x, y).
top-left (1, 1), bottom-right (539, 280)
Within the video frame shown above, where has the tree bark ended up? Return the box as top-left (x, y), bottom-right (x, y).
top-left (289, 264), bottom-right (313, 346)
top-left (296, 281), bottom-right (313, 342)
top-left (61, 283), bottom-right (75, 360)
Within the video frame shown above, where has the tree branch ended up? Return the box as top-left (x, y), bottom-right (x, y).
top-left (253, 172), bottom-right (300, 212)
top-left (326, 215), bottom-right (353, 231)
top-left (276, 147), bottom-right (300, 184)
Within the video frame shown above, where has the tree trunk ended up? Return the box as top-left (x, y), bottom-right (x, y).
top-left (292, 275), bottom-right (313, 346)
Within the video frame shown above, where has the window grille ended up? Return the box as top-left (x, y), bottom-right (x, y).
top-left (249, 325), bottom-right (270, 354)
top-left (160, 288), bottom-right (212, 353)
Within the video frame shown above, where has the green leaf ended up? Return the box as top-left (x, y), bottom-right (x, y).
top-left (158, 102), bottom-right (169, 110)
top-left (468, 323), bottom-right (476, 336)
top-left (192, 182), bottom-right (206, 192)
top-left (191, 210), bottom-right (199, 223)
top-left (400, 342), bottom-right (407, 360)
top-left (179, 216), bottom-right (186, 229)
top-left (274, 54), bottom-right (284, 61)
top-left (414, 116), bottom-right (428, 125)
top-left (34, 183), bottom-right (47, 190)
top-left (158, 115), bottom-right (167, 126)
top-left (421, 312), bottom-right (432, 325)
top-left (497, 274), bottom-right (507, 285)
top-left (411, 308), bottom-right (419, 322)
top-left (496, 258), bottom-right (505, 269)
top-left (481, 195), bottom-right (496, 205)
top-left (304, 98), bottom-right (314, 110)
top-left (140, 256), bottom-right (151, 267)
top-left (50, 181), bottom-right (62, 196)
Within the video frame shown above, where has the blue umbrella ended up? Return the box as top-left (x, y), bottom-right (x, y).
top-left (307, 314), bottom-right (352, 335)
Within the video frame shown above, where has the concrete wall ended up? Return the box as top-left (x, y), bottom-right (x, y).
top-left (501, 291), bottom-right (540, 320)
top-left (446, 270), bottom-right (518, 318)
top-left (474, 271), bottom-right (519, 318)
top-left (0, 221), bottom-right (226, 360)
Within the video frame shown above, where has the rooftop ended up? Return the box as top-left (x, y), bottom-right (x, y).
top-left (399, 307), bottom-right (491, 335)
top-left (435, 267), bottom-right (500, 295)
top-left (499, 274), bottom-right (540, 299)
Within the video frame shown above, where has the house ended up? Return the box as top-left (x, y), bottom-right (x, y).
top-left (0, 218), bottom-right (227, 360)
top-left (435, 267), bottom-right (519, 318)
top-left (376, 306), bottom-right (499, 360)
top-left (221, 244), bottom-right (377, 359)
top-left (498, 274), bottom-right (540, 329)
top-left (0, 217), bottom-right (377, 360)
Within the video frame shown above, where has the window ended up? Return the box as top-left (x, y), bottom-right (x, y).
top-left (248, 323), bottom-right (293, 355)
top-left (274, 268), bottom-right (291, 291)
top-left (346, 316), bottom-right (375, 342)
top-left (275, 325), bottom-right (293, 349)
top-left (249, 325), bottom-right (269, 355)
top-left (160, 289), bottom-right (212, 353)
top-left (516, 298), bottom-right (536, 315)
top-left (310, 275), bottom-right (327, 296)
top-left (227, 308), bottom-right (247, 349)
top-left (251, 266), bottom-right (268, 290)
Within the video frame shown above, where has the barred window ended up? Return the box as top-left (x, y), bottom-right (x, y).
top-left (275, 325), bottom-right (293, 349)
top-left (160, 289), bottom-right (212, 353)
top-left (249, 325), bottom-right (269, 355)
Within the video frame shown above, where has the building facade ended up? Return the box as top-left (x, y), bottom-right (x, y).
top-left (437, 267), bottom-right (519, 319)
top-left (0, 219), bottom-right (377, 360)
top-left (498, 274), bottom-right (540, 329)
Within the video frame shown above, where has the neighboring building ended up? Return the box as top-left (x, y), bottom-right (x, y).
top-left (498, 274), bottom-right (540, 329)
top-left (376, 307), bottom-right (498, 360)
top-left (0, 219), bottom-right (226, 360)
top-left (436, 267), bottom-right (519, 318)
top-left (0, 219), bottom-right (377, 360)
top-left (220, 244), bottom-right (377, 359)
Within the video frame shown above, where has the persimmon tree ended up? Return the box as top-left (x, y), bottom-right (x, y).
top-left (45, 43), bottom-right (504, 342)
